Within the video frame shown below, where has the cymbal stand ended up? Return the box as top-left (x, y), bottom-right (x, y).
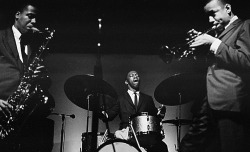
top-left (175, 93), bottom-right (182, 152)
top-left (101, 94), bottom-right (112, 138)
top-left (101, 94), bottom-right (117, 151)
top-left (81, 94), bottom-right (92, 152)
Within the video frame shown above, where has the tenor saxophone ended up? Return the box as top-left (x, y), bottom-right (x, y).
top-left (0, 28), bottom-right (55, 139)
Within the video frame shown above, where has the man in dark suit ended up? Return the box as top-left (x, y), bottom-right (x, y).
top-left (0, 2), bottom-right (54, 152)
top-left (180, 0), bottom-right (250, 152)
top-left (112, 70), bottom-right (168, 152)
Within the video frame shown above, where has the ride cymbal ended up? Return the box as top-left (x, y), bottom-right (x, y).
top-left (64, 74), bottom-right (118, 111)
top-left (154, 73), bottom-right (206, 106)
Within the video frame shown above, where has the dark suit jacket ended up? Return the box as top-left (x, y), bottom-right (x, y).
top-left (117, 91), bottom-right (158, 129)
top-left (207, 19), bottom-right (250, 112)
top-left (0, 28), bottom-right (24, 100)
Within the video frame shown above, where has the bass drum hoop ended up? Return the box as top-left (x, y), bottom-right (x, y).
top-left (97, 139), bottom-right (140, 152)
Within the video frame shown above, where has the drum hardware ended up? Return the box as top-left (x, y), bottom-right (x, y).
top-left (154, 73), bottom-right (206, 151)
top-left (64, 74), bottom-right (118, 152)
top-left (50, 113), bottom-right (75, 152)
top-left (81, 94), bottom-right (92, 152)
top-left (162, 119), bottom-right (192, 126)
top-left (100, 129), bottom-right (109, 146)
top-left (174, 93), bottom-right (183, 152)
top-left (81, 131), bottom-right (114, 151)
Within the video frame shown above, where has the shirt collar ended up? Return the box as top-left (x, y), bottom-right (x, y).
top-left (127, 89), bottom-right (139, 95)
top-left (225, 15), bottom-right (238, 29)
top-left (12, 25), bottom-right (22, 40)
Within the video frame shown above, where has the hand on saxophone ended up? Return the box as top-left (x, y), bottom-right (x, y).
top-left (0, 99), bottom-right (12, 117)
top-left (33, 62), bottom-right (51, 89)
top-left (33, 62), bottom-right (49, 79)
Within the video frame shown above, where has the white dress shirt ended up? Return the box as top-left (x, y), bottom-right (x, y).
top-left (127, 89), bottom-right (139, 105)
top-left (12, 25), bottom-right (28, 63)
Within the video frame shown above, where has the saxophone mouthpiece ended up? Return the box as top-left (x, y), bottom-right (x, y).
top-left (30, 27), bottom-right (42, 33)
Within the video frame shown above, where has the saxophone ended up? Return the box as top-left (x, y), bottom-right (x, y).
top-left (0, 28), bottom-right (55, 139)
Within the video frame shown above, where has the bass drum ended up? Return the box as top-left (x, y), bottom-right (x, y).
top-left (97, 139), bottom-right (140, 152)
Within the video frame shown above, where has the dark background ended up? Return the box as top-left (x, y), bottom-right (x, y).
top-left (0, 0), bottom-right (249, 55)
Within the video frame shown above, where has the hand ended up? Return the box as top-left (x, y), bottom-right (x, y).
top-left (186, 29), bottom-right (202, 41)
top-left (99, 110), bottom-right (109, 122)
top-left (114, 127), bottom-right (129, 140)
top-left (157, 105), bottom-right (166, 119)
top-left (33, 63), bottom-right (48, 79)
top-left (32, 62), bottom-right (51, 89)
top-left (0, 99), bottom-right (12, 117)
top-left (190, 34), bottom-right (217, 47)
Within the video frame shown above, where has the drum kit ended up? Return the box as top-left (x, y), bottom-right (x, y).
top-left (63, 72), bottom-right (206, 152)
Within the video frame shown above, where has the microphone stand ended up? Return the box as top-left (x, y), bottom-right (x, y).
top-left (60, 115), bottom-right (66, 152)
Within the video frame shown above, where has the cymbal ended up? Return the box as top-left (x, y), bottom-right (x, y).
top-left (154, 73), bottom-right (206, 106)
top-left (64, 74), bottom-right (118, 111)
top-left (162, 119), bottom-right (192, 125)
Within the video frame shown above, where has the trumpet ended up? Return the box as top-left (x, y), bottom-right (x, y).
top-left (159, 25), bottom-right (223, 64)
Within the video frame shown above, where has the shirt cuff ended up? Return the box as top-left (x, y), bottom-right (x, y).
top-left (210, 39), bottom-right (222, 54)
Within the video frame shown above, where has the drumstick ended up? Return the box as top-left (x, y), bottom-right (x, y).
top-left (129, 123), bottom-right (142, 149)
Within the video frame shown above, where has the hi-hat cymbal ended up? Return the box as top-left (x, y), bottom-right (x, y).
top-left (154, 73), bottom-right (206, 106)
top-left (64, 74), bottom-right (118, 111)
top-left (162, 119), bottom-right (192, 125)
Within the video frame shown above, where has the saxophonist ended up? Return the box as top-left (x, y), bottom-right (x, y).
top-left (0, 1), bottom-right (55, 152)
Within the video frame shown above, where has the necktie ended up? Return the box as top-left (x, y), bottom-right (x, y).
top-left (134, 92), bottom-right (138, 110)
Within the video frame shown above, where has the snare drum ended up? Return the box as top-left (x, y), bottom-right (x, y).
top-left (129, 112), bottom-right (163, 146)
top-left (97, 139), bottom-right (140, 152)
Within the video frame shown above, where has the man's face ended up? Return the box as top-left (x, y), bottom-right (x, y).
top-left (125, 71), bottom-right (140, 91)
top-left (204, 0), bottom-right (231, 27)
top-left (14, 5), bottom-right (37, 34)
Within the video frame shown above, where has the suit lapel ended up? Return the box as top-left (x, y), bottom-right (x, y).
top-left (218, 19), bottom-right (243, 39)
top-left (125, 92), bottom-right (136, 110)
top-left (4, 28), bottom-right (23, 70)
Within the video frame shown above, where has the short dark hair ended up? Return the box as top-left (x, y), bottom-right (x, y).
top-left (15, 1), bottom-right (39, 13)
top-left (204, 0), bottom-right (233, 6)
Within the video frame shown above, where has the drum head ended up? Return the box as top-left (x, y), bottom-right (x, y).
top-left (129, 112), bottom-right (157, 120)
top-left (97, 139), bottom-right (140, 152)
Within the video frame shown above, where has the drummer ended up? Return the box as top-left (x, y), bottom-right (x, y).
top-left (106, 70), bottom-right (168, 152)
